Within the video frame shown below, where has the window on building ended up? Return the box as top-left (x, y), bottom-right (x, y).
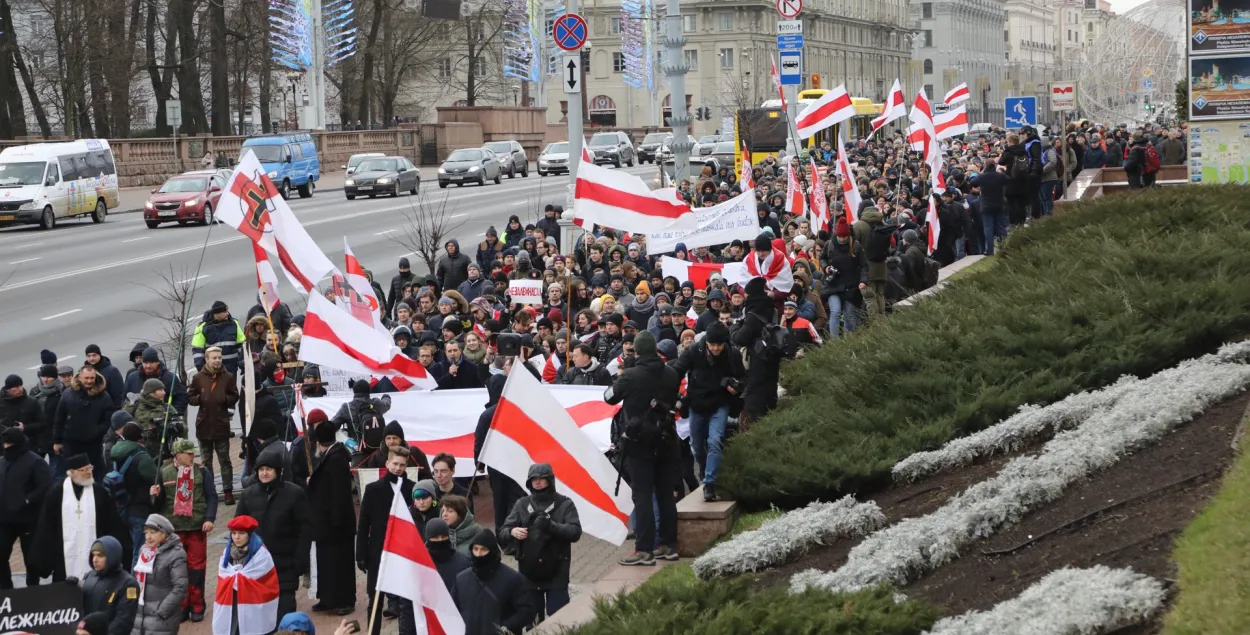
top-left (613, 52), bottom-right (626, 72)
top-left (924, 83), bottom-right (933, 97)
top-left (684, 49), bottom-right (698, 70)
top-left (719, 12), bottom-right (734, 30)
top-left (609, 17), bottom-right (621, 34)
top-left (923, 29), bottom-right (932, 46)
top-left (437, 57), bottom-right (452, 78)
top-left (1004, 29), bottom-right (1009, 42)
top-left (921, 2), bottom-right (931, 18)
top-left (683, 14), bottom-right (696, 32)
top-left (719, 48), bottom-right (734, 69)
top-left (474, 56), bottom-right (487, 76)
top-left (923, 58), bottom-right (933, 74)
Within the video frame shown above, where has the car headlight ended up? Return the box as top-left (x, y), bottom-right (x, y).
top-left (469, 166), bottom-right (480, 172)
top-left (267, 171), bottom-right (278, 178)
top-left (345, 179), bottom-right (355, 186)
top-left (19, 201), bottom-right (35, 210)
top-left (377, 178), bottom-right (392, 184)
top-left (437, 168), bottom-right (446, 174)
top-left (183, 198), bottom-right (200, 207)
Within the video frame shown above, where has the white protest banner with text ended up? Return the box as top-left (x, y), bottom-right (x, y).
top-left (508, 279), bottom-right (544, 304)
top-left (648, 189), bottom-right (759, 253)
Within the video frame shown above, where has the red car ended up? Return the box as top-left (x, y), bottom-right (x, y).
top-left (143, 169), bottom-right (229, 228)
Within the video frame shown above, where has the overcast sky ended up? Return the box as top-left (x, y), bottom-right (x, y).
top-left (1109, 0), bottom-right (1153, 14)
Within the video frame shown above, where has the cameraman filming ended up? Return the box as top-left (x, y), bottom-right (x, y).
top-left (670, 322), bottom-right (744, 502)
top-left (498, 463), bottom-right (582, 620)
top-left (604, 331), bottom-right (683, 566)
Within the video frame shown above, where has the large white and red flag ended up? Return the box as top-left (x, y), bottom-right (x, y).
top-left (217, 152), bottom-right (335, 292)
top-left (907, 88), bottom-right (935, 157)
top-left (479, 364), bottom-right (633, 544)
top-left (784, 160), bottom-right (805, 218)
top-left (795, 84), bottom-right (855, 139)
top-left (573, 160), bottom-right (696, 235)
top-left (660, 255), bottom-right (725, 290)
top-left (722, 247), bottom-right (795, 294)
top-left (376, 481), bottom-right (466, 635)
top-left (344, 238), bottom-right (383, 320)
top-left (807, 155), bottom-right (829, 230)
top-left (770, 57), bottom-right (786, 110)
top-left (213, 534), bottom-right (279, 635)
top-left (934, 105), bottom-right (970, 140)
top-left (927, 173), bottom-right (942, 256)
top-left (871, 79), bottom-right (906, 135)
top-left (835, 132), bottom-right (860, 223)
top-left (300, 293), bottom-right (437, 390)
top-left (253, 243), bottom-right (281, 312)
top-left (741, 139), bottom-right (755, 190)
top-left (944, 82), bottom-right (970, 106)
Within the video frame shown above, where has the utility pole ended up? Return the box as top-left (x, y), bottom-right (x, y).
top-left (664, 0), bottom-right (691, 183)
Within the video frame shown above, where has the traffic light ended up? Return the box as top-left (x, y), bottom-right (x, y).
top-left (812, 73), bottom-right (821, 90)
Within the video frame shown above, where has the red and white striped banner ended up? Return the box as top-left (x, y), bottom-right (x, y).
top-left (300, 293), bottom-right (436, 391)
top-left (871, 79), bottom-right (906, 135)
top-left (785, 160), bottom-right (805, 219)
top-left (377, 483), bottom-right (465, 635)
top-left (944, 82), bottom-right (970, 106)
top-left (807, 155), bottom-right (829, 230)
top-left (573, 160), bottom-right (696, 234)
top-left (795, 84), bottom-right (855, 139)
top-left (934, 105), bottom-right (969, 140)
top-left (836, 131), bottom-right (860, 223)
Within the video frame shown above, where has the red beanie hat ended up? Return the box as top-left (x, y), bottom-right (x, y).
top-left (307, 408), bottom-right (328, 426)
top-left (835, 217), bottom-right (851, 238)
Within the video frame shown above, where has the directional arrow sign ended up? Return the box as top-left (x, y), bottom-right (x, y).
top-left (563, 54), bottom-right (582, 94)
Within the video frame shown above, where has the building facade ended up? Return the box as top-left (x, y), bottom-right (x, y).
top-left (1005, 0), bottom-right (1057, 111)
top-left (542, 0), bottom-right (913, 137)
top-left (910, 0), bottom-right (1007, 125)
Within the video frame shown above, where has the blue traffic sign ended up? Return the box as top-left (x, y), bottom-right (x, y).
top-left (1003, 96), bottom-right (1037, 129)
top-left (779, 51), bottom-right (802, 86)
top-left (553, 13), bottom-right (588, 52)
top-left (777, 34), bottom-right (804, 50)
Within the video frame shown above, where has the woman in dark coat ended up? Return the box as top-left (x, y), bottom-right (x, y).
top-left (306, 423), bottom-right (356, 614)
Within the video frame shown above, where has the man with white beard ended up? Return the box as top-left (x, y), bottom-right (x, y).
top-left (32, 454), bottom-right (133, 579)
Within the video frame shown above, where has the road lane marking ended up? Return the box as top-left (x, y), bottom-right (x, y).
top-left (8, 257), bottom-right (41, 265)
top-left (176, 274), bottom-right (211, 285)
top-left (123, 236), bottom-right (151, 243)
top-left (10, 241), bottom-right (43, 249)
top-left (449, 213), bottom-right (468, 219)
top-left (41, 309), bottom-right (82, 321)
top-left (27, 354), bottom-right (77, 370)
top-left (374, 229), bottom-right (396, 235)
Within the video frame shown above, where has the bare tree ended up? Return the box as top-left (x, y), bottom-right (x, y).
top-left (387, 193), bottom-right (469, 276)
top-left (133, 266), bottom-right (201, 385)
top-left (372, 6), bottom-right (440, 123)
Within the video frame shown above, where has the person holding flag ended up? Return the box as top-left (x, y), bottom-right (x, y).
top-left (213, 515), bottom-right (280, 635)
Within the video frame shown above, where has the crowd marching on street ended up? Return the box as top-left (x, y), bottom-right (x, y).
top-left (0, 108), bottom-right (1188, 635)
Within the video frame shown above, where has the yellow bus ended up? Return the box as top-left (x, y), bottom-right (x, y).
top-left (737, 91), bottom-right (882, 174)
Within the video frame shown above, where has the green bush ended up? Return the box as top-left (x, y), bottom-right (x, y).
top-left (722, 185), bottom-right (1250, 509)
top-left (560, 565), bottom-right (939, 635)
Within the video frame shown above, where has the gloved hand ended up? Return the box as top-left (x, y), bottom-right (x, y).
top-left (532, 514), bottom-right (551, 532)
top-left (357, 559), bottom-right (368, 574)
top-left (65, 576), bottom-right (80, 587)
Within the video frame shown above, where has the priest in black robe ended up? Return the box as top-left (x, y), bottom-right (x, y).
top-left (31, 454), bottom-right (133, 579)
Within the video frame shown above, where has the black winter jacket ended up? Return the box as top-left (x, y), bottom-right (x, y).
top-left (436, 239), bottom-right (473, 292)
top-left (604, 354), bottom-right (682, 453)
top-left (0, 440), bottom-right (52, 525)
top-left (357, 474), bottom-right (415, 571)
top-left (0, 390), bottom-right (44, 446)
top-left (233, 477), bottom-right (313, 591)
top-left (670, 341), bottom-right (745, 415)
top-left (497, 463), bottom-right (582, 590)
top-left (452, 563), bottom-right (537, 635)
top-left (558, 360), bottom-right (613, 386)
top-left (54, 376), bottom-right (117, 444)
top-left (81, 536), bottom-right (140, 635)
top-left (819, 238), bottom-right (866, 304)
top-left (306, 443), bottom-right (356, 542)
top-left (28, 380), bottom-right (62, 452)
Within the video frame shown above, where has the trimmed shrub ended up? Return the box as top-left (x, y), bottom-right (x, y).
top-left (722, 186), bottom-right (1250, 509)
top-left (560, 565), bottom-right (940, 635)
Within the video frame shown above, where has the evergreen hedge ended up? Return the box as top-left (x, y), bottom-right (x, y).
top-left (721, 185), bottom-right (1250, 509)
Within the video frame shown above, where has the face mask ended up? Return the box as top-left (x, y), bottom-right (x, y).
top-left (471, 549), bottom-right (500, 576)
top-left (426, 540), bottom-right (452, 556)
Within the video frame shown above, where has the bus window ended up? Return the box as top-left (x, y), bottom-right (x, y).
top-left (87, 150), bottom-right (115, 176)
top-left (58, 156), bottom-right (78, 181)
top-left (45, 162), bottom-right (59, 185)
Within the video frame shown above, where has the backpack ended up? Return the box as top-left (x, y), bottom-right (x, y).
top-left (357, 404), bottom-right (386, 450)
top-left (1143, 145), bottom-right (1160, 175)
top-left (754, 322), bottom-right (792, 363)
top-left (103, 450), bottom-right (144, 515)
top-left (922, 257), bottom-right (942, 290)
top-left (517, 502), bottom-right (563, 584)
top-left (865, 223), bottom-right (895, 263)
top-left (1010, 152), bottom-right (1030, 180)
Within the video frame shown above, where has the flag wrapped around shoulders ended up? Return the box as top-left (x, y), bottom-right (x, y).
top-left (213, 534), bottom-right (279, 635)
top-left (722, 247), bottom-right (795, 294)
top-left (573, 159), bottom-right (696, 235)
top-left (300, 292), bottom-right (437, 390)
top-left (479, 364), bottom-right (633, 544)
top-left (376, 482), bottom-right (465, 635)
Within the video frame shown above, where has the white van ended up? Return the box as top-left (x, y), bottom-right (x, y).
top-left (0, 139), bottom-right (121, 230)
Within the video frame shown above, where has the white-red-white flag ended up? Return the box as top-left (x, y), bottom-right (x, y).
top-left (944, 82), bottom-right (970, 106)
top-left (795, 85), bottom-right (855, 139)
top-left (741, 139), bottom-right (754, 190)
top-left (907, 88), bottom-right (935, 157)
top-left (722, 247), bottom-right (795, 294)
top-left (770, 57), bottom-right (786, 111)
top-left (785, 161), bottom-right (805, 219)
top-left (871, 79), bottom-right (906, 135)
top-left (479, 364), bottom-right (633, 544)
top-left (835, 132), bottom-right (860, 223)
top-left (376, 482), bottom-right (466, 635)
top-left (300, 293), bottom-right (437, 390)
top-left (212, 534), bottom-right (279, 635)
top-left (343, 238), bottom-right (385, 325)
top-left (574, 159), bottom-right (696, 235)
top-left (807, 155), bottom-right (829, 230)
top-left (253, 242), bottom-right (281, 312)
top-left (934, 106), bottom-right (969, 140)
top-left (660, 256), bottom-right (725, 290)
top-left (217, 152), bottom-right (336, 293)
top-left (927, 175), bottom-right (942, 256)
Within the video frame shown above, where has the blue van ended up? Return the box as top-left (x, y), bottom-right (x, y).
top-left (240, 133), bottom-right (321, 199)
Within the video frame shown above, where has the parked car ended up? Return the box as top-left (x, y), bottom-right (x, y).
top-left (694, 135), bottom-right (720, 157)
top-left (658, 135), bottom-right (696, 163)
top-left (438, 148), bottom-right (502, 187)
top-left (344, 156), bottom-right (420, 199)
top-left (636, 132), bottom-right (668, 164)
top-left (588, 131), bottom-right (635, 167)
top-left (483, 140), bottom-right (529, 178)
top-left (342, 152), bottom-right (385, 176)
top-left (704, 141), bottom-right (737, 172)
top-left (538, 142), bottom-right (573, 176)
top-left (239, 133), bottom-right (320, 199)
top-left (143, 169), bottom-right (226, 228)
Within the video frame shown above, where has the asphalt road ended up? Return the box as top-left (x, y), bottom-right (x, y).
top-left (0, 164), bottom-right (658, 381)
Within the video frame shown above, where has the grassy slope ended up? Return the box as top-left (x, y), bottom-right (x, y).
top-left (722, 185), bottom-right (1250, 509)
top-left (1163, 404), bottom-right (1250, 634)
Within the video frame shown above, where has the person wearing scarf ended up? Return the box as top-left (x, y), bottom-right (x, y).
top-left (134, 514), bottom-right (188, 635)
top-left (151, 438), bottom-right (217, 622)
top-left (625, 280), bottom-right (657, 326)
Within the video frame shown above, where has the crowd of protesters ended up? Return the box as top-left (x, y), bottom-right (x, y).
top-left (0, 116), bottom-right (1185, 634)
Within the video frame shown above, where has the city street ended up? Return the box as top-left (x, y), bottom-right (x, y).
top-left (0, 164), bottom-right (657, 378)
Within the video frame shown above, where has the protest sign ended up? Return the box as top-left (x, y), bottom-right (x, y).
top-left (648, 189), bottom-right (759, 253)
top-left (0, 585), bottom-right (83, 635)
top-left (508, 279), bottom-right (544, 304)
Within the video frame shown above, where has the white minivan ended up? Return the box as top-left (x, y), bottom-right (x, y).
top-left (0, 139), bottom-right (121, 230)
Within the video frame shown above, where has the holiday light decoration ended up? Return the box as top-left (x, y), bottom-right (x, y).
top-left (620, 0), bottom-right (664, 92)
top-left (503, 0), bottom-right (562, 84)
top-left (269, 0), bottom-right (357, 72)
top-left (323, 0), bottom-right (359, 67)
